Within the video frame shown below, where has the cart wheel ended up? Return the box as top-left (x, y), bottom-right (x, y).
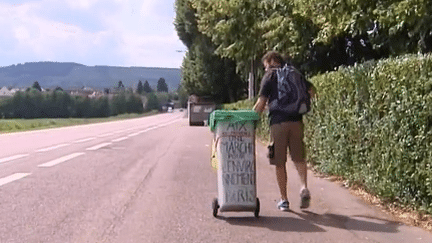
top-left (212, 198), bottom-right (219, 217)
top-left (254, 198), bottom-right (260, 218)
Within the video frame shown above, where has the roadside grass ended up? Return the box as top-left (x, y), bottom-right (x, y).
top-left (0, 110), bottom-right (160, 134)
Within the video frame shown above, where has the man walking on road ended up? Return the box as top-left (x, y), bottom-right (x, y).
top-left (253, 51), bottom-right (315, 211)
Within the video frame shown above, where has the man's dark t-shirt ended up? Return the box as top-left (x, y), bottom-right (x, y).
top-left (258, 66), bottom-right (312, 125)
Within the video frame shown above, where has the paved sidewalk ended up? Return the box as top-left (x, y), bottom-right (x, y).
top-left (251, 139), bottom-right (432, 243)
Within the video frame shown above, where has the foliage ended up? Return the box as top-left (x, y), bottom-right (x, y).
top-left (32, 81), bottom-right (42, 92)
top-left (192, 0), bottom-right (318, 70)
top-left (145, 92), bottom-right (160, 111)
top-left (157, 78), bottom-right (169, 92)
top-left (143, 80), bottom-right (153, 93)
top-left (304, 54), bottom-right (432, 214)
top-left (189, 0), bottom-right (432, 77)
top-left (111, 92), bottom-right (127, 115)
top-left (0, 90), bottom-right (144, 119)
top-left (175, 0), bottom-right (245, 103)
top-left (177, 84), bottom-right (189, 108)
top-left (117, 80), bottom-right (125, 89)
top-left (297, 0), bottom-right (432, 54)
top-left (174, 0), bottom-right (198, 49)
top-left (137, 80), bottom-right (144, 94)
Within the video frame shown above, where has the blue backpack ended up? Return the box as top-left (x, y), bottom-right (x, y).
top-left (268, 64), bottom-right (311, 116)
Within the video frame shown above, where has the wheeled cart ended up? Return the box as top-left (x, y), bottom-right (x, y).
top-left (209, 110), bottom-right (260, 218)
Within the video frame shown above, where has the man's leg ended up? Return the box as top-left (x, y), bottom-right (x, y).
top-left (276, 164), bottom-right (288, 201)
top-left (270, 123), bottom-right (290, 210)
top-left (293, 160), bottom-right (307, 189)
top-left (289, 121), bottom-right (311, 208)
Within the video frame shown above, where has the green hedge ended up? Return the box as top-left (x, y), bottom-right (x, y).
top-left (223, 54), bottom-right (432, 214)
top-left (307, 54), bottom-right (432, 214)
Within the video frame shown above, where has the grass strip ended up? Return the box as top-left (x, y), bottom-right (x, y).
top-left (0, 111), bottom-right (159, 134)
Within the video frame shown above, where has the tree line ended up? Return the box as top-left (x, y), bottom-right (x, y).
top-left (0, 77), bottom-right (186, 119)
top-left (133, 78), bottom-right (169, 94)
top-left (0, 89), bottom-right (144, 119)
top-left (175, 0), bottom-right (432, 101)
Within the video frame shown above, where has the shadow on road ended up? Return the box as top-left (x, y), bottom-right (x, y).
top-left (219, 215), bottom-right (326, 232)
top-left (220, 210), bottom-right (401, 233)
top-left (293, 210), bottom-right (400, 233)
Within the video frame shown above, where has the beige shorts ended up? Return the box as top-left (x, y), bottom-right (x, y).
top-left (269, 121), bottom-right (306, 166)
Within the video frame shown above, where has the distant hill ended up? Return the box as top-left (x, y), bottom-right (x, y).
top-left (0, 62), bottom-right (181, 91)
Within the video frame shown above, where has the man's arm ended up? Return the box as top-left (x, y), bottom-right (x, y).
top-left (306, 80), bottom-right (317, 99)
top-left (253, 96), bottom-right (268, 114)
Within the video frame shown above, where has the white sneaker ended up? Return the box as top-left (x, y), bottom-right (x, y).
top-left (277, 199), bottom-right (290, 211)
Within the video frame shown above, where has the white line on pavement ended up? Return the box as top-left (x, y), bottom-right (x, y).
top-left (102, 119), bottom-right (181, 143)
top-left (38, 152), bottom-right (85, 168)
top-left (128, 131), bottom-right (143, 137)
top-left (0, 154), bottom-right (29, 164)
top-left (112, 137), bottom-right (128, 142)
top-left (86, 142), bottom-right (112, 151)
top-left (97, 132), bottom-right (115, 138)
top-left (148, 119), bottom-right (180, 131)
top-left (0, 173), bottom-right (31, 187)
top-left (36, 144), bottom-right (70, 152)
top-left (139, 120), bottom-right (179, 134)
top-left (73, 137), bottom-right (96, 143)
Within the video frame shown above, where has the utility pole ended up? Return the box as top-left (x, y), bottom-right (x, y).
top-left (248, 60), bottom-right (254, 100)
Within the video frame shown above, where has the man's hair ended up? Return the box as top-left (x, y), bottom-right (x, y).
top-left (262, 51), bottom-right (284, 65)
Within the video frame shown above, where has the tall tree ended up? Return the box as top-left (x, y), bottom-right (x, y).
top-left (175, 0), bottom-right (245, 102)
top-left (137, 80), bottom-right (144, 94)
top-left (32, 81), bottom-right (42, 91)
top-left (157, 78), bottom-right (169, 92)
top-left (191, 0), bottom-right (431, 76)
top-left (117, 81), bottom-right (125, 89)
top-left (143, 80), bottom-right (153, 93)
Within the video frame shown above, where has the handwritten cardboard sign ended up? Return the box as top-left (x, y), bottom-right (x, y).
top-left (215, 121), bottom-right (256, 208)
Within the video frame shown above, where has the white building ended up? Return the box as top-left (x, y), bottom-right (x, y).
top-left (0, 86), bottom-right (14, 99)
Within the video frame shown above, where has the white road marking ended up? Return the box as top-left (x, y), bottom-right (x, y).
top-left (0, 154), bottom-right (29, 164)
top-left (128, 131), bottom-right (143, 137)
top-left (98, 119), bottom-right (181, 143)
top-left (140, 120), bottom-right (179, 134)
top-left (98, 133), bottom-right (115, 138)
top-left (38, 152), bottom-right (85, 168)
top-left (86, 142), bottom-right (112, 151)
top-left (151, 120), bottom-right (179, 130)
top-left (73, 137), bottom-right (96, 143)
top-left (112, 137), bottom-right (128, 142)
top-left (0, 173), bottom-right (31, 187)
top-left (36, 144), bottom-right (70, 152)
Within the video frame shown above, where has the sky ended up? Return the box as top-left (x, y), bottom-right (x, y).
top-left (0, 0), bottom-right (186, 68)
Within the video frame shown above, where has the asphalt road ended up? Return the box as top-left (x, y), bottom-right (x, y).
top-left (0, 110), bottom-right (431, 243)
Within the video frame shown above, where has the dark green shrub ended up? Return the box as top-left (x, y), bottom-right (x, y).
top-left (306, 54), bottom-right (432, 214)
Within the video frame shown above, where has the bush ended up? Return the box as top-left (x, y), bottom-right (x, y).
top-left (306, 54), bottom-right (432, 214)
top-left (145, 92), bottom-right (160, 111)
